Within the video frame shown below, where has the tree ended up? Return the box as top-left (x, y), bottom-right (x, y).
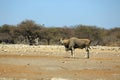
top-left (74, 25), bottom-right (104, 45)
top-left (0, 24), bottom-right (15, 44)
top-left (0, 24), bottom-right (11, 33)
top-left (17, 20), bottom-right (44, 45)
top-left (103, 27), bottom-right (120, 46)
top-left (39, 28), bottom-right (55, 45)
top-left (0, 19), bottom-right (119, 46)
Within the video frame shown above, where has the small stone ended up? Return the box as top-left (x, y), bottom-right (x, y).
top-left (20, 54), bottom-right (23, 56)
top-left (100, 61), bottom-right (102, 64)
top-left (27, 63), bottom-right (30, 66)
top-left (62, 61), bottom-right (66, 63)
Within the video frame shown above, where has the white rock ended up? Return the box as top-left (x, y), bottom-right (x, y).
top-left (51, 77), bottom-right (68, 80)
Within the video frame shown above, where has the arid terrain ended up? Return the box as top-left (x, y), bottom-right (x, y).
top-left (0, 44), bottom-right (120, 80)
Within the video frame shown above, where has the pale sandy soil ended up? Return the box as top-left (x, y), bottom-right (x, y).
top-left (0, 44), bottom-right (120, 80)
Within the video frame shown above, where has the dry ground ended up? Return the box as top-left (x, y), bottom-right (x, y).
top-left (0, 44), bottom-right (120, 80)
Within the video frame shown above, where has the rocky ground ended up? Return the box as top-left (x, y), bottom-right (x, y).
top-left (0, 44), bottom-right (120, 80)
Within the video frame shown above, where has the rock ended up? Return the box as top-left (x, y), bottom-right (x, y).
top-left (62, 61), bottom-right (66, 63)
top-left (20, 54), bottom-right (23, 56)
top-left (51, 77), bottom-right (68, 80)
top-left (27, 63), bottom-right (30, 66)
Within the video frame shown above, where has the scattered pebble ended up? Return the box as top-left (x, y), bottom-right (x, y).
top-left (27, 63), bottom-right (30, 66)
top-left (51, 77), bottom-right (68, 80)
top-left (99, 61), bottom-right (102, 64)
top-left (0, 77), bottom-right (28, 80)
top-left (62, 61), bottom-right (66, 63)
top-left (20, 54), bottom-right (23, 56)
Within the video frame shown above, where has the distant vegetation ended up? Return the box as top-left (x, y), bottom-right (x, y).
top-left (0, 20), bottom-right (120, 46)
